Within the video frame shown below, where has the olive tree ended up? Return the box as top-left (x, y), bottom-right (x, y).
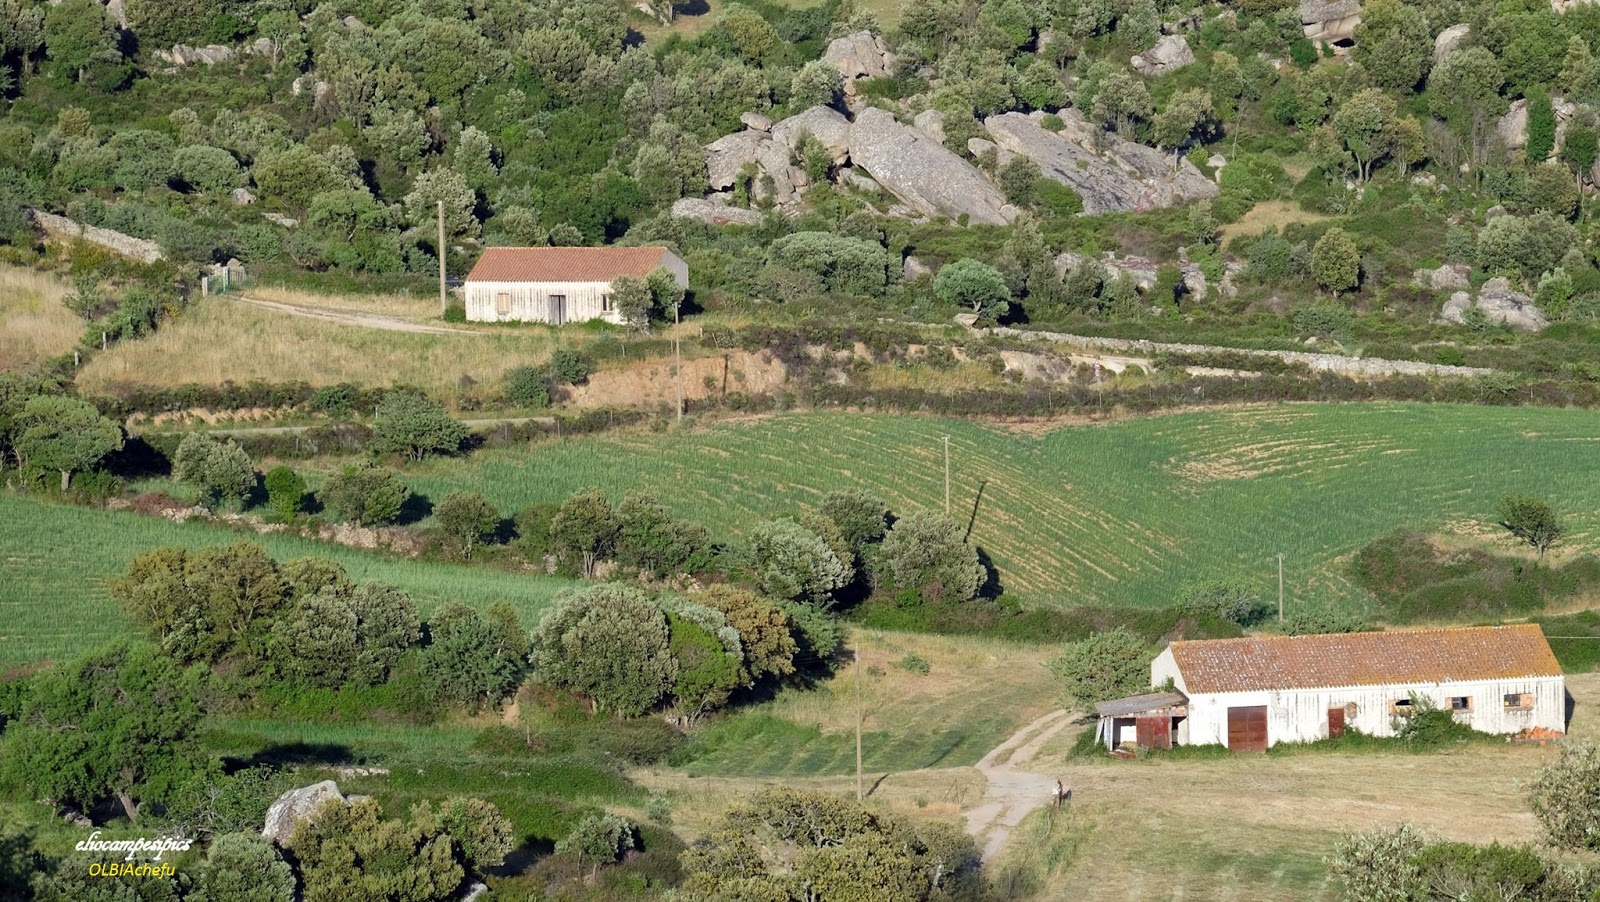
top-left (933, 259), bottom-right (1011, 320)
top-left (746, 519), bottom-right (849, 606)
top-left (319, 462), bottom-right (411, 527)
top-left (528, 584), bottom-right (676, 716)
top-left (1328, 825), bottom-right (1427, 902)
top-left (1497, 495), bottom-right (1563, 559)
top-left (1311, 227), bottom-right (1360, 295)
top-left (371, 390), bottom-right (468, 461)
top-left (173, 432), bottom-right (255, 508)
top-left (820, 489), bottom-right (889, 551)
top-left (879, 511), bottom-right (984, 604)
top-left (555, 813), bottom-right (638, 879)
top-left (112, 541), bottom-right (287, 665)
top-left (269, 583), bottom-right (420, 688)
top-left (1050, 628), bottom-right (1150, 707)
top-left (610, 275), bottom-right (654, 331)
top-left (14, 395), bottom-right (122, 491)
top-left (1530, 742), bottom-right (1600, 850)
top-left (434, 490), bottom-right (500, 560)
top-left (550, 488), bottom-right (619, 578)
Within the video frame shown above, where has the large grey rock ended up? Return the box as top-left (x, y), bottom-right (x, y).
top-left (839, 168), bottom-right (881, 193)
top-left (1054, 251), bottom-right (1158, 290)
top-left (1131, 35), bottom-right (1195, 76)
top-left (1499, 98), bottom-right (1528, 150)
top-left (1434, 24), bottom-right (1470, 63)
top-left (1441, 290), bottom-right (1472, 323)
top-left (771, 105), bottom-right (852, 164)
top-left (1299, 0), bottom-right (1361, 43)
top-left (671, 197), bottom-right (764, 226)
top-left (262, 781), bottom-right (346, 846)
top-left (1411, 263), bottom-right (1470, 291)
top-left (740, 111), bottom-right (773, 132)
top-left (1476, 277), bottom-right (1548, 331)
top-left (903, 255), bottom-right (932, 279)
top-left (848, 108), bottom-right (1016, 225)
top-left (913, 109), bottom-right (946, 144)
top-left (823, 31), bottom-right (893, 82)
top-left (983, 112), bottom-right (1218, 214)
top-left (705, 130), bottom-right (769, 192)
top-left (231, 187), bottom-right (256, 206)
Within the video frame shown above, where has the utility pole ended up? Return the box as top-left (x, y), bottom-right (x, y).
top-left (942, 435), bottom-right (951, 515)
top-left (855, 649), bottom-right (863, 802)
top-left (673, 297), bottom-right (683, 423)
top-left (1277, 553), bottom-right (1285, 623)
top-left (436, 201), bottom-right (447, 316)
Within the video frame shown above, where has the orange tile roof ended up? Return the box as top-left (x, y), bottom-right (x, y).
top-left (465, 246), bottom-right (672, 283)
top-left (1169, 624), bottom-right (1561, 694)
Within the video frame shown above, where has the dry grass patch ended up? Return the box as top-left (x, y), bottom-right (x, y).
top-left (247, 284), bottom-right (453, 320)
top-left (1219, 199), bottom-right (1333, 244)
top-left (0, 267), bottom-right (78, 373)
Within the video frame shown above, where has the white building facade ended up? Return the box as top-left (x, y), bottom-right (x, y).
top-left (463, 246), bottom-right (689, 325)
top-left (1150, 625), bottom-right (1565, 751)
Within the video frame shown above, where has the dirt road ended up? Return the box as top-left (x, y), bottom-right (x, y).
top-left (964, 708), bottom-right (1074, 861)
top-left (224, 294), bottom-right (481, 335)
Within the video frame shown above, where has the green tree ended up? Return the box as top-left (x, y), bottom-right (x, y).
top-left (1527, 163), bottom-right (1579, 219)
top-left (719, 4), bottom-right (777, 62)
top-left (14, 395), bottom-right (122, 491)
top-left (879, 510), bottom-right (985, 604)
top-left (318, 462), bottom-right (411, 527)
top-left (251, 146), bottom-right (345, 214)
top-left (189, 832), bottom-right (295, 902)
top-left (1527, 93), bottom-right (1556, 163)
top-left (263, 466), bottom-right (306, 521)
top-left (1530, 742), bottom-right (1600, 850)
top-left (747, 519), bottom-right (849, 606)
top-left (693, 585), bottom-right (798, 683)
top-left (1558, 35), bottom-right (1597, 101)
top-left (998, 157), bottom-right (1043, 207)
top-left (1175, 578), bottom-right (1270, 626)
top-left (403, 168), bottom-right (479, 239)
top-left (667, 613), bottom-right (744, 720)
top-left (174, 145), bottom-right (245, 194)
top-left (615, 491), bottom-right (710, 578)
top-left (1352, 0), bottom-right (1432, 90)
top-left (1092, 70), bottom-right (1153, 136)
top-left (1331, 88), bottom-right (1396, 182)
top-left (611, 274), bottom-right (654, 330)
top-left (503, 366), bottom-right (550, 408)
top-left (556, 813), bottom-right (638, 879)
top-left (43, 0), bottom-right (118, 83)
top-left (371, 390), bottom-right (468, 461)
top-left (1329, 825), bottom-right (1426, 902)
top-left (933, 259), bottom-right (1012, 319)
top-left (1152, 88), bottom-right (1215, 172)
top-left (1311, 227), bottom-right (1360, 294)
top-left (113, 541), bottom-right (287, 665)
top-left (1, 640), bottom-right (208, 824)
top-left (550, 488), bottom-right (619, 578)
top-left (286, 797), bottom-right (469, 902)
top-left (1496, 495), bottom-right (1562, 559)
top-left (791, 59), bottom-right (843, 108)
top-left (1210, 50), bottom-right (1245, 118)
top-left (1050, 628), bottom-right (1149, 707)
top-left (767, 232), bottom-right (892, 297)
top-left (269, 583), bottom-right (420, 688)
top-left (421, 604), bottom-right (525, 709)
top-left (1118, 0), bottom-right (1160, 48)
top-left (434, 490), bottom-right (500, 560)
top-left (528, 584), bottom-right (676, 716)
top-left (173, 432), bottom-right (255, 508)
top-left (820, 489), bottom-right (889, 551)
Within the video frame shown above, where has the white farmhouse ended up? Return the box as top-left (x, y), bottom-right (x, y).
top-left (1137, 625), bottom-right (1564, 751)
top-left (463, 246), bottom-right (688, 325)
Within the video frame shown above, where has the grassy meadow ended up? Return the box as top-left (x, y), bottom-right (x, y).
top-left (0, 266), bottom-right (79, 373)
top-left (401, 404), bottom-right (1600, 613)
top-left (0, 494), bottom-right (576, 665)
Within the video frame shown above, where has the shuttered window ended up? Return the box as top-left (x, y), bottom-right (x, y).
top-left (495, 292), bottom-right (511, 316)
top-left (1503, 693), bottom-right (1534, 710)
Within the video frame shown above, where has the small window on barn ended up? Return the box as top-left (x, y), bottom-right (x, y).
top-left (601, 294), bottom-right (614, 313)
top-left (1391, 698), bottom-right (1414, 715)
top-left (1504, 693), bottom-right (1535, 710)
top-left (495, 292), bottom-right (510, 316)
top-left (1449, 696), bottom-right (1471, 711)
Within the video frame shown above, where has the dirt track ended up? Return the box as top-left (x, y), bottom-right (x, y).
top-left (964, 709), bottom-right (1074, 861)
top-left (226, 294), bottom-right (481, 335)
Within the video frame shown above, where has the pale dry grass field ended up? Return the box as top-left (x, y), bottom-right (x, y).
top-left (76, 297), bottom-right (567, 401)
top-left (0, 266), bottom-right (78, 373)
top-left (247, 284), bottom-right (459, 320)
top-left (1219, 199), bottom-right (1333, 244)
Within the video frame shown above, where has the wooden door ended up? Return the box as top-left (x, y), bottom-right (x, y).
top-left (547, 294), bottom-right (566, 325)
top-left (1328, 707), bottom-right (1346, 739)
top-left (1227, 706), bottom-right (1268, 751)
top-left (1136, 716), bottom-right (1172, 750)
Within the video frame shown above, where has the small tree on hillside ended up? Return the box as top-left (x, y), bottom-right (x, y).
top-left (174, 432), bottom-right (256, 508)
top-left (1329, 825), bottom-right (1427, 902)
top-left (878, 511), bottom-right (985, 604)
top-left (1312, 227), bottom-right (1360, 295)
top-left (746, 519), bottom-right (849, 607)
top-left (264, 466), bottom-right (307, 521)
top-left (611, 275), bottom-right (654, 331)
top-left (422, 603), bottom-right (525, 709)
top-left (819, 489), bottom-right (889, 552)
top-left (550, 488), bottom-right (619, 578)
top-left (14, 395), bottom-right (123, 491)
top-left (371, 391), bottom-right (468, 461)
top-left (1496, 495), bottom-right (1563, 559)
top-left (319, 462), bottom-right (411, 527)
top-left (528, 584), bottom-right (676, 716)
top-left (1530, 742), bottom-right (1600, 850)
top-left (435, 490), bottom-right (500, 560)
top-left (1050, 628), bottom-right (1150, 707)
top-left (555, 813), bottom-right (638, 879)
top-left (933, 259), bottom-right (1011, 320)
top-left (548, 348), bottom-right (592, 386)
top-left (503, 366), bottom-right (551, 408)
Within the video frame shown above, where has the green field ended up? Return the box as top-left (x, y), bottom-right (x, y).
top-left (0, 495), bottom-right (576, 665)
top-left (403, 404), bottom-right (1600, 613)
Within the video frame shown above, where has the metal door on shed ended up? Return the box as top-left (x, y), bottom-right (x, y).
top-left (1135, 716), bottom-right (1172, 750)
top-left (1227, 706), bottom-right (1268, 751)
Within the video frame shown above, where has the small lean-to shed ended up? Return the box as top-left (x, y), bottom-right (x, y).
top-left (1151, 624), bottom-right (1565, 751)
top-left (463, 246), bottom-right (688, 325)
top-left (1093, 691), bottom-right (1189, 752)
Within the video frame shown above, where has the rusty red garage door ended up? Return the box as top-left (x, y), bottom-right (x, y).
top-left (1227, 706), bottom-right (1268, 751)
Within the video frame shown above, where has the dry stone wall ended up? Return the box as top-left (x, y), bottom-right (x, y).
top-left (29, 210), bottom-right (165, 264)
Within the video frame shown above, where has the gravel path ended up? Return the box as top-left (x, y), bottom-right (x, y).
top-left (965, 708), bottom-right (1075, 861)
top-left (224, 294), bottom-right (481, 335)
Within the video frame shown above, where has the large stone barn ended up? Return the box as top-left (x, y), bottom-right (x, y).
top-left (463, 246), bottom-right (688, 325)
top-left (1108, 625), bottom-right (1565, 752)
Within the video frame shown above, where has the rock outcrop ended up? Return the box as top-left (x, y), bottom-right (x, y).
top-left (1440, 278), bottom-right (1548, 331)
top-left (740, 111), bottom-right (773, 132)
top-left (670, 197), bottom-right (764, 226)
top-left (849, 108), bottom-right (1016, 225)
top-left (705, 105), bottom-right (853, 205)
top-left (913, 109), bottom-right (946, 144)
top-left (155, 44), bottom-right (236, 66)
top-left (1299, 0), bottom-right (1361, 45)
top-left (1410, 263), bottom-right (1470, 291)
top-left (984, 111), bottom-right (1218, 214)
top-left (1131, 35), bottom-right (1195, 76)
top-left (823, 31), bottom-right (894, 100)
top-left (1498, 98), bottom-right (1528, 150)
top-left (262, 781), bottom-right (346, 846)
top-left (1434, 24), bottom-right (1470, 63)
top-left (770, 105), bottom-right (852, 164)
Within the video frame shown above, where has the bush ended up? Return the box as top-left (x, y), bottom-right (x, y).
top-left (319, 462), bottom-right (410, 527)
top-left (1175, 578), bottom-right (1271, 626)
top-left (548, 348), bottom-right (592, 386)
top-left (746, 519), bottom-right (849, 606)
top-left (371, 390), bottom-right (467, 461)
top-left (528, 585), bottom-right (675, 717)
top-left (504, 366), bottom-right (550, 408)
top-left (1530, 742), bottom-right (1600, 850)
top-left (1050, 628), bottom-right (1150, 708)
top-left (263, 465), bottom-right (306, 521)
top-left (555, 813), bottom-right (638, 878)
top-left (878, 510), bottom-right (985, 604)
top-left (434, 490), bottom-right (500, 560)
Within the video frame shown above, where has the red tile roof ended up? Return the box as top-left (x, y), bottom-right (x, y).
top-left (1169, 624), bottom-right (1561, 694)
top-left (465, 246), bottom-right (672, 283)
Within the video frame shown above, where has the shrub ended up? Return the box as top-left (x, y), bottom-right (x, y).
top-left (1329, 825), bottom-right (1426, 902)
top-left (1175, 578), bottom-right (1271, 626)
top-left (319, 462), bottom-right (410, 527)
top-left (189, 832), bottom-right (295, 902)
top-left (1289, 304), bottom-right (1355, 341)
top-left (422, 604), bottom-right (526, 710)
top-left (878, 511), bottom-right (985, 604)
top-left (548, 348), bottom-right (592, 386)
top-left (172, 432), bottom-right (255, 508)
top-left (504, 366), bottom-right (550, 408)
top-left (1050, 628), bottom-right (1150, 707)
top-left (528, 585), bottom-right (676, 717)
top-left (746, 519), bottom-right (849, 606)
top-left (371, 390), bottom-right (468, 461)
top-left (263, 465), bottom-right (306, 521)
top-left (555, 813), bottom-right (638, 878)
top-left (434, 490), bottom-right (500, 560)
top-left (1530, 742), bottom-right (1600, 850)
top-left (615, 492), bottom-right (711, 578)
